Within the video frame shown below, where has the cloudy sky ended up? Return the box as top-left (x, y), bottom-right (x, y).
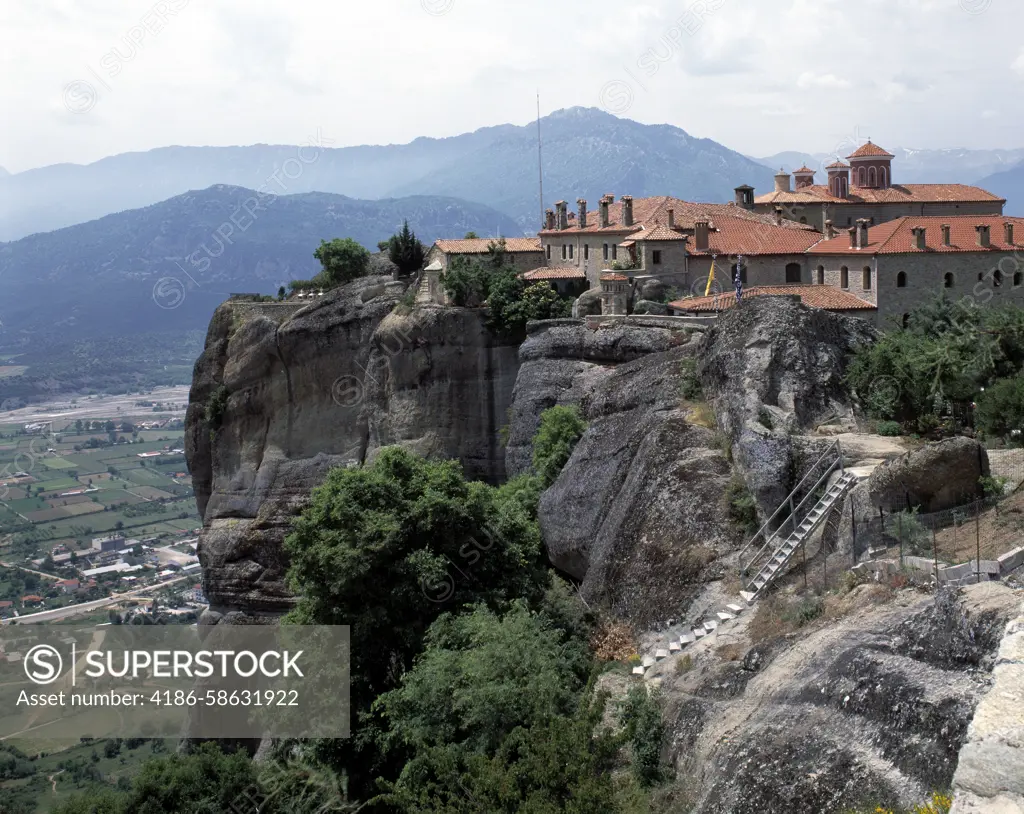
top-left (1, 0), bottom-right (1020, 173)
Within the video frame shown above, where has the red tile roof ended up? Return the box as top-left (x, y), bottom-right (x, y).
top-left (847, 141), bottom-right (894, 159)
top-left (522, 267), bottom-right (586, 280)
top-left (669, 285), bottom-right (876, 313)
top-left (755, 183), bottom-right (1004, 206)
top-left (826, 160), bottom-right (850, 169)
top-left (684, 213), bottom-right (824, 257)
top-left (809, 215), bottom-right (1024, 255)
top-left (21, 595), bottom-right (43, 603)
top-left (793, 166), bottom-right (816, 174)
top-left (600, 273), bottom-right (629, 282)
top-left (432, 238), bottom-right (543, 254)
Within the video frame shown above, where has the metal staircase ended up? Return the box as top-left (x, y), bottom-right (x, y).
top-left (739, 440), bottom-right (856, 601)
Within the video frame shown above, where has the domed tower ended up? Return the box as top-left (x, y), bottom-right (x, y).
top-left (846, 140), bottom-right (894, 189)
top-left (826, 161), bottom-right (850, 199)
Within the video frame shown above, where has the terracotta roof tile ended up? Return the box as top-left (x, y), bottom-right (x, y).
top-left (793, 166), bottom-right (816, 174)
top-left (521, 267), bottom-right (586, 280)
top-left (432, 238), bottom-right (542, 254)
top-left (810, 215), bottom-right (1024, 255)
top-left (755, 183), bottom-right (1004, 206)
top-left (669, 285), bottom-right (875, 313)
top-left (683, 213), bottom-right (824, 257)
top-left (847, 141), bottom-right (895, 159)
top-left (600, 273), bottom-right (629, 282)
top-left (826, 160), bottom-right (851, 169)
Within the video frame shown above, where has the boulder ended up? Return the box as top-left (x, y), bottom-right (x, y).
top-left (868, 437), bottom-right (990, 512)
top-left (639, 278), bottom-right (672, 301)
top-left (572, 287), bottom-right (602, 317)
top-left (632, 299), bottom-right (671, 316)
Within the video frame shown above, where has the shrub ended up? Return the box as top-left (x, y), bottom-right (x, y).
top-left (725, 477), bottom-right (758, 534)
top-left (619, 685), bottom-right (665, 787)
top-left (204, 386), bottom-right (229, 429)
top-left (976, 375), bottom-right (1024, 438)
top-left (979, 474), bottom-right (1010, 499)
top-left (313, 237), bottom-right (371, 287)
top-left (884, 508), bottom-right (931, 555)
top-left (679, 358), bottom-right (703, 401)
top-left (876, 420), bottom-right (902, 437)
top-left (532, 405), bottom-right (587, 487)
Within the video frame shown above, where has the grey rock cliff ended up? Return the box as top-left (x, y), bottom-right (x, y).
top-left (185, 280), bottom-right (519, 618)
top-left (869, 437), bottom-right (991, 512)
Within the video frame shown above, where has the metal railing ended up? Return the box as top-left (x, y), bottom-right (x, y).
top-left (739, 440), bottom-right (845, 578)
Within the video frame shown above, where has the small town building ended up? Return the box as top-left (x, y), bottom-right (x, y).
top-left (426, 238), bottom-right (544, 275)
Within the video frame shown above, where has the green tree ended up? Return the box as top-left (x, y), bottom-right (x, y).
top-left (313, 237), bottom-right (371, 287)
top-left (283, 447), bottom-right (547, 795)
top-left (976, 375), bottom-right (1024, 438)
top-left (463, 231), bottom-right (479, 239)
top-left (387, 220), bottom-right (426, 276)
top-left (277, 285), bottom-right (286, 300)
top-left (532, 405), bottom-right (587, 487)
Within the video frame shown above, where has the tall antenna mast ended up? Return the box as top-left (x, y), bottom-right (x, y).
top-left (537, 92), bottom-right (544, 230)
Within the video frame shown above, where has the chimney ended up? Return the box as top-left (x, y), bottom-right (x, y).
top-left (1005, 222), bottom-right (1014, 245)
top-left (774, 169), bottom-right (792, 193)
top-left (599, 197), bottom-right (610, 228)
top-left (824, 219), bottom-right (835, 239)
top-left (556, 201), bottom-right (568, 231)
top-left (976, 224), bottom-right (991, 248)
top-left (848, 227), bottom-right (857, 250)
top-left (941, 224), bottom-right (951, 246)
top-left (857, 218), bottom-right (870, 249)
top-left (774, 206), bottom-right (784, 226)
top-left (545, 209), bottom-right (555, 230)
top-left (621, 195), bottom-right (634, 227)
top-left (695, 218), bottom-right (709, 251)
top-left (911, 226), bottom-right (926, 250)
top-left (577, 199), bottom-right (587, 229)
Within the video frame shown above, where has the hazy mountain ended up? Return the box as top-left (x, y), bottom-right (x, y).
top-left (975, 166), bottom-right (1024, 216)
top-left (754, 147), bottom-right (1024, 186)
top-left (0, 184), bottom-right (521, 342)
top-left (0, 107), bottom-right (775, 240)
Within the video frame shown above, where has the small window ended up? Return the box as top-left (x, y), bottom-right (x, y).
top-left (546, 245), bottom-right (551, 260)
top-left (652, 250), bottom-right (662, 265)
top-left (799, 216), bottom-right (807, 224)
top-left (785, 263), bottom-right (801, 283)
top-left (584, 244), bottom-right (589, 260)
top-left (862, 266), bottom-right (872, 291)
top-left (840, 266), bottom-right (849, 288)
top-left (603, 243), bottom-right (609, 260)
top-left (994, 269), bottom-right (1003, 287)
top-left (568, 244), bottom-right (574, 260)
top-left (816, 265), bottom-right (824, 285)
top-left (847, 217), bottom-right (852, 226)
top-left (561, 245), bottom-right (566, 260)
top-left (897, 271), bottom-right (907, 288)
top-left (612, 245), bottom-right (618, 260)
top-left (944, 272), bottom-right (954, 289)
top-left (1015, 272), bottom-right (1022, 287)
top-left (978, 271), bottom-right (984, 282)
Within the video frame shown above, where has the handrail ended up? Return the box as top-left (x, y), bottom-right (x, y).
top-left (736, 439), bottom-right (842, 563)
top-left (743, 460), bottom-right (847, 579)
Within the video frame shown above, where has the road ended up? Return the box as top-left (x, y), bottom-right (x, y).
top-left (1, 575), bottom-right (192, 624)
top-left (0, 561), bottom-right (61, 581)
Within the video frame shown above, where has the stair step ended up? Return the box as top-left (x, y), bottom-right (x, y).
top-left (632, 665), bottom-right (645, 676)
top-left (693, 626), bottom-right (706, 638)
top-left (704, 619), bottom-right (719, 631)
top-left (680, 632), bottom-right (695, 644)
top-left (716, 611), bottom-right (735, 622)
top-left (642, 656), bottom-right (655, 668)
top-left (739, 591), bottom-right (756, 603)
top-left (655, 649), bottom-right (670, 661)
top-left (669, 641), bottom-right (681, 653)
top-left (726, 603), bottom-right (745, 614)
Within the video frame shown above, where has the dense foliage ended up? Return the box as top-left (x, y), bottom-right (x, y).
top-left (847, 295), bottom-right (1024, 436)
top-left (441, 240), bottom-right (573, 334)
top-left (313, 237), bottom-right (372, 287)
top-left (532, 405), bottom-right (588, 487)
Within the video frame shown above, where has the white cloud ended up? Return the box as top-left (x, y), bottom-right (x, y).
top-left (796, 72), bottom-right (852, 90)
top-left (1012, 49), bottom-right (1024, 76)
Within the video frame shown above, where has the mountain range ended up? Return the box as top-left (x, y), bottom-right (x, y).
top-left (0, 108), bottom-right (776, 241)
top-left (0, 185), bottom-right (520, 341)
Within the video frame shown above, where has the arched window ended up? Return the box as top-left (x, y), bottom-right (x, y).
top-left (840, 266), bottom-right (849, 288)
top-left (561, 245), bottom-right (567, 260)
top-left (897, 271), bottom-right (908, 288)
top-left (858, 167), bottom-right (866, 186)
top-left (862, 266), bottom-right (872, 290)
top-left (944, 272), bottom-right (954, 289)
top-left (612, 245), bottom-right (618, 260)
top-left (902, 313), bottom-right (910, 329)
top-left (869, 167), bottom-right (877, 187)
top-left (568, 244), bottom-right (574, 260)
top-left (785, 263), bottom-right (802, 283)
top-left (841, 176), bottom-right (848, 197)
top-left (880, 166), bottom-right (887, 188)
top-left (546, 245), bottom-right (551, 260)
top-left (994, 269), bottom-right (1003, 287)
top-left (799, 216), bottom-right (808, 224)
top-left (603, 243), bottom-right (609, 260)
top-left (584, 244), bottom-right (589, 260)
top-left (817, 265), bottom-right (825, 285)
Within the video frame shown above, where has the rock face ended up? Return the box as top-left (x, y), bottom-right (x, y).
top-left (869, 437), bottom-right (991, 512)
top-left (185, 280), bottom-right (520, 619)
top-left (697, 296), bottom-right (876, 515)
top-left (506, 319), bottom-right (737, 626)
top-left (656, 583), bottom-right (1020, 814)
